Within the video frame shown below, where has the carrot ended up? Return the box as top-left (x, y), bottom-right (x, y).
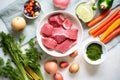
top-left (87, 9), bottom-right (111, 27)
top-left (92, 14), bottom-right (120, 37)
top-left (100, 18), bottom-right (120, 41)
top-left (102, 26), bottom-right (120, 44)
top-left (89, 9), bottom-right (120, 35)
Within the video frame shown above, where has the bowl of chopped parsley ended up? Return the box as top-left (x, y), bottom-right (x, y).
top-left (83, 40), bottom-right (107, 65)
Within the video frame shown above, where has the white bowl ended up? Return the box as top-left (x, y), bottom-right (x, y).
top-left (36, 11), bottom-right (83, 57)
top-left (24, 0), bottom-right (41, 19)
top-left (83, 40), bottom-right (107, 65)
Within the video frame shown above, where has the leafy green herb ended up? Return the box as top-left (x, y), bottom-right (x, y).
top-left (0, 32), bottom-right (29, 80)
top-left (86, 43), bottom-right (103, 61)
top-left (25, 38), bottom-right (44, 80)
top-left (0, 57), bottom-right (4, 66)
top-left (0, 32), bottom-right (44, 80)
top-left (0, 59), bottom-right (24, 80)
top-left (19, 33), bottom-right (25, 44)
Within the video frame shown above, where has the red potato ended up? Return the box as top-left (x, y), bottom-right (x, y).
top-left (59, 61), bottom-right (69, 68)
top-left (54, 72), bottom-right (64, 80)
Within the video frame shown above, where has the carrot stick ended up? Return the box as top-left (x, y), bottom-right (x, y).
top-left (89, 9), bottom-right (120, 35)
top-left (102, 26), bottom-right (120, 44)
top-left (92, 14), bottom-right (120, 37)
top-left (87, 9), bottom-right (111, 27)
top-left (100, 18), bottom-right (120, 41)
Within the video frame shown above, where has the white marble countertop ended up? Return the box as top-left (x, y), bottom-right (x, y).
top-left (0, 0), bottom-right (120, 80)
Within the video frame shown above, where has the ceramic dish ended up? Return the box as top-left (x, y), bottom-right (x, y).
top-left (24, 0), bottom-right (41, 19)
top-left (83, 40), bottom-right (107, 65)
top-left (36, 11), bottom-right (83, 57)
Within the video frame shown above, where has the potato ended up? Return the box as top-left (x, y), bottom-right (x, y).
top-left (44, 60), bottom-right (58, 74)
top-left (54, 72), bottom-right (63, 80)
top-left (69, 63), bottom-right (79, 73)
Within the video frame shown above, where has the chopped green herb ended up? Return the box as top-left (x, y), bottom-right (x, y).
top-left (86, 43), bottom-right (103, 61)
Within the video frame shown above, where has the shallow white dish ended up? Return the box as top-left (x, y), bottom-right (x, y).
top-left (83, 40), bottom-right (107, 65)
top-left (23, 0), bottom-right (41, 19)
top-left (36, 11), bottom-right (83, 57)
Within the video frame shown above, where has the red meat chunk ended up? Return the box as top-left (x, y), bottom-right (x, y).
top-left (40, 23), bottom-right (53, 37)
top-left (48, 14), bottom-right (65, 27)
top-left (62, 18), bottom-right (73, 30)
top-left (53, 35), bottom-right (66, 44)
top-left (67, 29), bottom-right (78, 40)
top-left (52, 28), bottom-right (78, 43)
top-left (52, 28), bottom-right (67, 43)
top-left (55, 39), bottom-right (77, 53)
top-left (42, 37), bottom-right (57, 49)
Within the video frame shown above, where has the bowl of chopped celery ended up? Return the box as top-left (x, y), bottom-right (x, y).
top-left (83, 40), bottom-right (107, 65)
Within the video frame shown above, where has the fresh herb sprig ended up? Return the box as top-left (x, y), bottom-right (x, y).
top-left (0, 58), bottom-right (24, 80)
top-left (0, 32), bottom-right (44, 80)
top-left (25, 38), bottom-right (44, 80)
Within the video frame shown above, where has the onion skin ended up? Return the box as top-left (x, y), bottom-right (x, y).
top-left (11, 17), bottom-right (26, 31)
top-left (54, 72), bottom-right (64, 80)
top-left (69, 63), bottom-right (79, 73)
top-left (44, 60), bottom-right (58, 74)
top-left (53, 0), bottom-right (70, 9)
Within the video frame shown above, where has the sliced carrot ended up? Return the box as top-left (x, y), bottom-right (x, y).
top-left (89, 9), bottom-right (120, 35)
top-left (100, 18), bottom-right (120, 41)
top-left (92, 14), bottom-right (120, 37)
top-left (102, 26), bottom-right (120, 44)
top-left (87, 9), bottom-right (111, 27)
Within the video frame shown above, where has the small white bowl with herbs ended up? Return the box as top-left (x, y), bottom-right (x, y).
top-left (83, 40), bottom-right (107, 65)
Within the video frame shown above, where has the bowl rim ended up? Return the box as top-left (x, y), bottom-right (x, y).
top-left (83, 40), bottom-right (107, 65)
top-left (36, 10), bottom-right (83, 57)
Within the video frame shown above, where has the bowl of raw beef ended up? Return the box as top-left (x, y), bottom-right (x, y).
top-left (37, 11), bottom-right (83, 57)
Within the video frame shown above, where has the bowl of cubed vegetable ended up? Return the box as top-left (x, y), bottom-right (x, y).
top-left (24, 0), bottom-right (41, 19)
top-left (83, 40), bottom-right (107, 65)
top-left (36, 11), bottom-right (83, 57)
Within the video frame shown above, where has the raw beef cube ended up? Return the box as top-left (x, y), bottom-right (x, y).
top-left (40, 23), bottom-right (53, 37)
top-left (53, 35), bottom-right (66, 44)
top-left (59, 14), bottom-right (65, 21)
top-left (55, 39), bottom-right (77, 53)
top-left (48, 14), bottom-right (65, 27)
top-left (42, 37), bottom-right (57, 49)
top-left (52, 28), bottom-right (68, 43)
top-left (62, 18), bottom-right (73, 30)
top-left (67, 29), bottom-right (78, 40)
